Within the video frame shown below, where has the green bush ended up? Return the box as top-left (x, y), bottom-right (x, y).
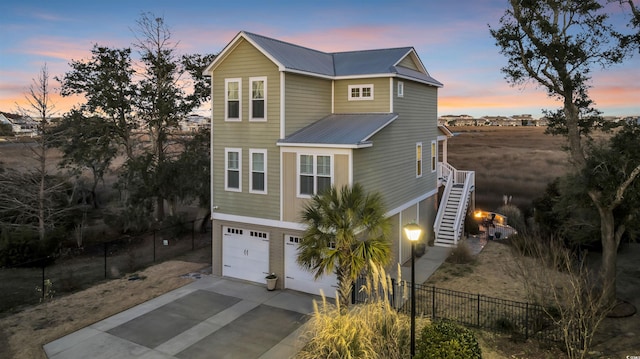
top-left (415, 320), bottom-right (482, 359)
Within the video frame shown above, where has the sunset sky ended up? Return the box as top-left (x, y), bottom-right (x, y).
top-left (1, 0), bottom-right (639, 119)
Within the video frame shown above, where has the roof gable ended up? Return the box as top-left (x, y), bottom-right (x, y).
top-left (204, 31), bottom-right (442, 87)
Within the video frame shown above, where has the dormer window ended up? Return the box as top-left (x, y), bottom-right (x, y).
top-left (348, 84), bottom-right (374, 101)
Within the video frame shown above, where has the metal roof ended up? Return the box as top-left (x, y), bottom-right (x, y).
top-left (244, 32), bottom-right (335, 76)
top-left (239, 32), bottom-right (442, 86)
top-left (277, 113), bottom-right (398, 148)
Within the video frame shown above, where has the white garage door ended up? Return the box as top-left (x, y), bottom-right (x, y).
top-left (222, 226), bottom-right (269, 284)
top-left (284, 235), bottom-right (338, 298)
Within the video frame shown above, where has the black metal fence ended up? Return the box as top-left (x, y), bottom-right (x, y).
top-left (353, 278), bottom-right (565, 345)
top-left (1, 217), bottom-right (212, 314)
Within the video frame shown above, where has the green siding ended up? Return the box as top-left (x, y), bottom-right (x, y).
top-left (284, 73), bottom-right (332, 136)
top-left (212, 39), bottom-right (281, 220)
top-left (334, 78), bottom-right (390, 113)
top-left (353, 79), bottom-right (438, 211)
top-left (397, 55), bottom-right (420, 71)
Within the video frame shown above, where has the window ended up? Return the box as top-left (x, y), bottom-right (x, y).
top-left (348, 84), bottom-right (374, 100)
top-left (431, 141), bottom-right (437, 172)
top-left (299, 154), bottom-right (332, 196)
top-left (225, 79), bottom-right (241, 121)
top-left (397, 81), bottom-right (404, 97)
top-left (250, 77), bottom-right (266, 121)
top-left (225, 148), bottom-right (241, 191)
top-left (250, 149), bottom-right (267, 194)
top-left (416, 142), bottom-right (423, 178)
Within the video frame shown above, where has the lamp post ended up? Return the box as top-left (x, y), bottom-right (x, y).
top-left (404, 223), bottom-right (422, 358)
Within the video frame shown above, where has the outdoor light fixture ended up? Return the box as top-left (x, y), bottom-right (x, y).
top-left (403, 222), bottom-right (423, 358)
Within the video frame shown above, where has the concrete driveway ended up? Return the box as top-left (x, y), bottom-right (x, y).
top-left (43, 276), bottom-right (317, 359)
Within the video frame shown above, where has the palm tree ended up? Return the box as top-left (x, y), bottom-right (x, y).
top-left (297, 183), bottom-right (391, 310)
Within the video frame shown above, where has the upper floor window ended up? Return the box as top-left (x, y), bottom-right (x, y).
top-left (299, 154), bottom-right (332, 196)
top-left (250, 77), bottom-right (266, 121)
top-left (250, 149), bottom-right (267, 194)
top-left (348, 84), bottom-right (374, 101)
top-left (431, 141), bottom-right (437, 172)
top-left (225, 148), bottom-right (242, 191)
top-left (397, 81), bottom-right (404, 97)
top-left (225, 78), bottom-right (241, 121)
top-left (416, 142), bottom-right (423, 178)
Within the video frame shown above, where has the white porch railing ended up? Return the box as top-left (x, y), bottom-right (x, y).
top-left (434, 162), bottom-right (475, 246)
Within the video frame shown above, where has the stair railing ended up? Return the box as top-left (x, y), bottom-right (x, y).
top-left (434, 174), bottom-right (453, 237)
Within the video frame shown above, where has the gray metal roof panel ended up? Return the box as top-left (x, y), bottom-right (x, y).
top-left (333, 48), bottom-right (413, 76)
top-left (278, 113), bottom-right (398, 146)
top-left (239, 32), bottom-right (442, 85)
top-left (244, 32), bottom-right (335, 76)
top-left (395, 66), bottom-right (443, 87)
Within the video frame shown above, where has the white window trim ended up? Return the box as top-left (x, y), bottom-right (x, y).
top-left (431, 140), bottom-right (437, 173)
top-left (249, 76), bottom-right (267, 122)
top-left (348, 84), bottom-right (374, 101)
top-left (296, 153), bottom-right (333, 198)
top-left (225, 78), bottom-right (241, 122)
top-left (397, 81), bottom-right (404, 97)
top-left (416, 142), bottom-right (423, 178)
top-left (225, 147), bottom-right (242, 192)
top-left (249, 149), bottom-right (267, 194)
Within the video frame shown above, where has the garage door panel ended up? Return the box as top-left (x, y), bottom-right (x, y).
top-left (284, 236), bottom-right (338, 298)
top-left (222, 227), bottom-right (269, 284)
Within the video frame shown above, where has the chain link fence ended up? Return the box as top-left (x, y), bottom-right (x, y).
top-left (1, 217), bottom-right (211, 314)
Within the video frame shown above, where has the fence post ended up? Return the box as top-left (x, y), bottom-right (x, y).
top-left (41, 260), bottom-right (45, 301)
top-left (477, 293), bottom-right (481, 327)
top-left (431, 285), bottom-right (436, 319)
top-left (153, 230), bottom-right (156, 262)
top-left (192, 220), bottom-right (195, 250)
top-left (351, 280), bottom-right (356, 304)
top-left (390, 277), bottom-right (395, 308)
top-left (104, 242), bottom-right (108, 279)
top-left (525, 303), bottom-right (529, 340)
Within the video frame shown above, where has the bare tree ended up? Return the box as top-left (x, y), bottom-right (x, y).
top-left (0, 64), bottom-right (74, 257)
top-left (508, 235), bottom-right (613, 359)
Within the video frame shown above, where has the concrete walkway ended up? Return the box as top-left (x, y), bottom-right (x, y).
top-left (44, 245), bottom-right (455, 359)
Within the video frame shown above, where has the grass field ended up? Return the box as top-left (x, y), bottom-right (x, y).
top-left (446, 126), bottom-right (571, 213)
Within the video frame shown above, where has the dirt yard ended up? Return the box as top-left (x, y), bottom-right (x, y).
top-left (427, 239), bottom-right (640, 359)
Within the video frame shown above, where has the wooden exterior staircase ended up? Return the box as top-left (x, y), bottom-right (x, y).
top-left (434, 163), bottom-right (475, 247)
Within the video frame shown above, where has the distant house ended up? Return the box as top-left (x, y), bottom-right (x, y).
top-left (0, 112), bottom-right (38, 135)
top-left (202, 31), bottom-right (475, 295)
top-left (178, 114), bottom-right (210, 133)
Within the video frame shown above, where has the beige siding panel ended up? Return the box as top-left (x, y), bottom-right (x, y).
top-left (334, 154), bottom-right (349, 188)
top-left (353, 79), bottom-right (438, 211)
top-left (397, 56), bottom-right (420, 71)
top-left (284, 73), bottom-right (332, 136)
top-left (212, 39), bottom-right (281, 220)
top-left (334, 78), bottom-right (390, 113)
top-left (282, 152), bottom-right (304, 222)
top-left (211, 220), bottom-right (223, 276)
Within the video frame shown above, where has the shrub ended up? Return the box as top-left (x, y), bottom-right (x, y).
top-left (415, 319), bottom-right (482, 359)
top-left (496, 203), bottom-right (525, 233)
top-left (446, 242), bottom-right (475, 264)
top-left (297, 265), bottom-right (428, 359)
top-left (464, 213), bottom-right (480, 235)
